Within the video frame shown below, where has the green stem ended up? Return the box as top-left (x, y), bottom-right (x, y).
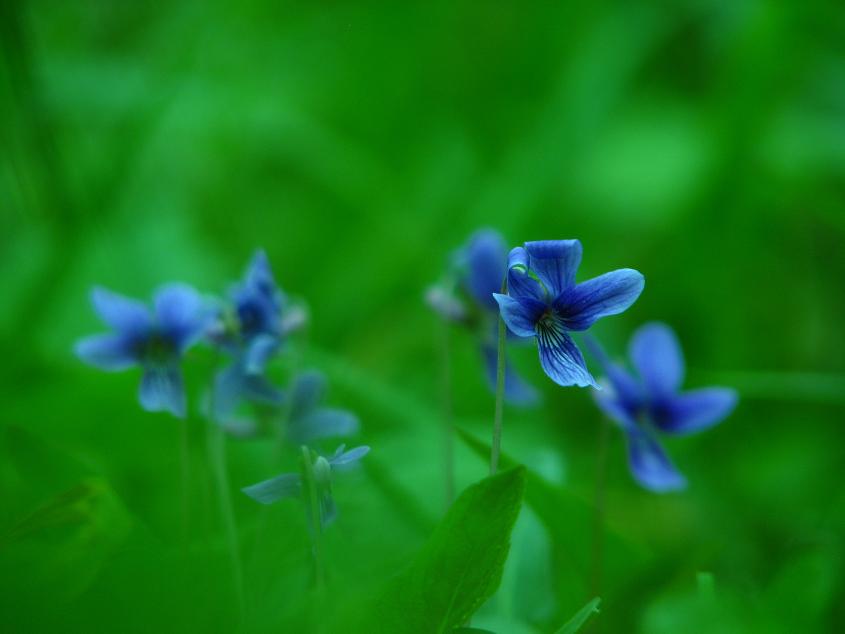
top-left (590, 416), bottom-right (610, 601)
top-left (490, 280), bottom-right (508, 475)
top-left (439, 320), bottom-right (455, 507)
top-left (301, 446), bottom-right (325, 589)
top-left (208, 424), bottom-right (246, 622)
top-left (180, 418), bottom-right (191, 555)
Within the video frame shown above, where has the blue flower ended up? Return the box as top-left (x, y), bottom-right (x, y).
top-left (590, 323), bottom-right (739, 492)
top-left (493, 240), bottom-right (644, 388)
top-left (241, 444), bottom-right (369, 527)
top-left (426, 229), bottom-right (539, 405)
top-left (75, 284), bottom-right (209, 418)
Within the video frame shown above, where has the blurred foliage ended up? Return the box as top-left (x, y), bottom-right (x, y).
top-left (2, 0), bottom-right (845, 632)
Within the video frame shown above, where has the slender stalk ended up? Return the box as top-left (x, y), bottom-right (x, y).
top-left (439, 320), bottom-right (455, 506)
top-left (208, 425), bottom-right (246, 621)
top-left (180, 418), bottom-right (191, 555)
top-left (590, 416), bottom-right (610, 600)
top-left (301, 445), bottom-right (325, 588)
top-left (490, 280), bottom-right (508, 475)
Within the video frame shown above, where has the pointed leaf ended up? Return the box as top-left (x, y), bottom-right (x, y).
top-left (554, 597), bottom-right (601, 634)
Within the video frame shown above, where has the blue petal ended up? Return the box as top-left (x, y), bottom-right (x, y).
top-left (91, 287), bottom-right (151, 335)
top-left (74, 334), bottom-right (138, 371)
top-left (289, 409), bottom-right (360, 443)
top-left (242, 472), bottom-right (302, 504)
top-left (653, 388), bottom-right (738, 435)
top-left (554, 269), bottom-right (645, 331)
top-left (329, 445), bottom-right (370, 466)
top-left (629, 322), bottom-right (685, 396)
top-left (594, 391), bottom-right (637, 427)
top-left (535, 317), bottom-right (597, 388)
top-left (624, 426), bottom-right (686, 493)
top-left (584, 335), bottom-right (644, 411)
top-left (244, 334), bottom-right (279, 374)
top-left (524, 240), bottom-right (583, 296)
top-left (463, 229), bottom-right (507, 310)
top-left (139, 366), bottom-right (186, 418)
top-left (481, 344), bottom-right (540, 406)
top-left (492, 293), bottom-right (544, 338)
top-left (212, 363), bottom-right (284, 422)
top-left (154, 283), bottom-right (208, 352)
top-left (289, 370), bottom-right (327, 421)
top-left (507, 247), bottom-right (545, 302)
top-left (245, 250), bottom-right (278, 297)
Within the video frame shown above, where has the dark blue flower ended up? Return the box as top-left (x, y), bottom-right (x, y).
top-left (75, 284), bottom-right (209, 418)
top-left (590, 323), bottom-right (739, 492)
top-left (426, 229), bottom-right (539, 405)
top-left (241, 444), bottom-right (369, 527)
top-left (493, 240), bottom-right (645, 388)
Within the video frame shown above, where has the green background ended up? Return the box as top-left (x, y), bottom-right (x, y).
top-left (2, 0), bottom-right (844, 632)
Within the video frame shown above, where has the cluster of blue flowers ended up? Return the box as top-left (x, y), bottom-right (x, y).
top-left (76, 250), bottom-right (367, 524)
top-left (430, 231), bottom-right (737, 492)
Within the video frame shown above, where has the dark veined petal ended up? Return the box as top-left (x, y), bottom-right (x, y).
top-left (154, 283), bottom-right (208, 352)
top-left (289, 370), bottom-right (328, 421)
top-left (91, 287), bottom-right (152, 335)
top-left (524, 240), bottom-right (583, 296)
top-left (139, 366), bottom-right (186, 418)
top-left (629, 322), bottom-right (685, 396)
top-left (329, 445), bottom-right (370, 466)
top-left (463, 229), bottom-right (507, 311)
top-left (653, 387), bottom-right (738, 435)
top-left (244, 334), bottom-right (279, 374)
top-left (535, 315), bottom-right (597, 388)
top-left (492, 293), bottom-right (545, 338)
top-left (624, 426), bottom-right (687, 493)
top-left (481, 344), bottom-right (540, 406)
top-left (554, 269), bottom-right (645, 331)
top-left (242, 472), bottom-right (302, 504)
top-left (74, 334), bottom-right (139, 371)
top-left (507, 247), bottom-right (545, 302)
top-left (288, 408), bottom-right (360, 443)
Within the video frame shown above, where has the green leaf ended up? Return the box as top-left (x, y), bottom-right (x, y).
top-left (360, 466), bottom-right (526, 634)
top-left (554, 597), bottom-right (601, 634)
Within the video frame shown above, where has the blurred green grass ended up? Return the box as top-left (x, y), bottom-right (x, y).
top-left (2, 0), bottom-right (845, 632)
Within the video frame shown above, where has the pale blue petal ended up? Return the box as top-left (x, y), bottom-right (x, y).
top-left (91, 287), bottom-right (151, 335)
top-left (584, 335), bottom-right (644, 411)
top-left (630, 322), bottom-right (685, 396)
top-left (244, 334), bottom-right (279, 374)
top-left (74, 334), bottom-right (138, 371)
top-left (594, 391), bottom-right (637, 427)
top-left (536, 317), bottom-right (597, 388)
top-left (524, 240), bottom-right (583, 296)
top-left (555, 269), bottom-right (645, 331)
top-left (463, 229), bottom-right (507, 311)
top-left (139, 366), bottom-right (186, 418)
top-left (242, 473), bottom-right (302, 504)
top-left (481, 344), bottom-right (540, 406)
top-left (289, 408), bottom-right (359, 443)
top-left (625, 427), bottom-right (686, 493)
top-left (329, 445), bottom-right (370, 466)
top-left (507, 247), bottom-right (545, 302)
top-left (289, 370), bottom-right (327, 421)
top-left (492, 293), bottom-right (544, 338)
top-left (654, 388), bottom-right (738, 435)
top-left (154, 283), bottom-right (208, 351)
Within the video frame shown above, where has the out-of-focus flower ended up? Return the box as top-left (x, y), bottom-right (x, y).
top-left (426, 228), bottom-right (539, 405)
top-left (75, 284), bottom-right (209, 418)
top-left (590, 323), bottom-right (738, 492)
top-left (494, 240), bottom-right (644, 388)
top-left (241, 444), bottom-right (369, 527)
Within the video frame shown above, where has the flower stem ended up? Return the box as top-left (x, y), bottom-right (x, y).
top-left (180, 418), bottom-right (191, 556)
top-left (490, 280), bottom-right (508, 475)
top-left (590, 416), bottom-right (610, 600)
top-left (301, 445), bottom-right (325, 589)
top-left (439, 320), bottom-right (455, 506)
top-left (208, 424), bottom-right (246, 622)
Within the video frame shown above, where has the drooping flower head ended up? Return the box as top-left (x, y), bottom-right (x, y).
top-left (426, 229), bottom-right (538, 405)
top-left (241, 444), bottom-right (369, 528)
top-left (75, 284), bottom-right (209, 418)
top-left (493, 240), bottom-right (645, 389)
top-left (590, 323), bottom-right (738, 492)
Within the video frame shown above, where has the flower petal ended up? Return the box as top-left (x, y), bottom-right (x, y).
top-left (535, 318), bottom-right (597, 388)
top-left (594, 391), bottom-right (637, 427)
top-left (289, 409), bottom-right (360, 443)
top-left (244, 333), bottom-right (279, 374)
top-left (74, 334), bottom-right (138, 371)
top-left (289, 370), bottom-right (327, 420)
top-left (629, 322), bottom-right (685, 396)
top-left (329, 445), bottom-right (370, 466)
top-left (211, 362), bottom-right (284, 422)
top-left (653, 387), bottom-right (738, 435)
top-left (492, 293), bottom-right (545, 338)
top-left (242, 473), bottom-right (302, 504)
top-left (624, 426), bottom-right (686, 493)
top-left (481, 344), bottom-right (540, 406)
top-left (139, 366), bottom-right (186, 418)
top-left (91, 287), bottom-right (151, 335)
top-left (524, 240), bottom-right (583, 296)
top-left (154, 283), bottom-right (207, 351)
top-left (554, 269), bottom-right (645, 331)
top-left (507, 247), bottom-right (545, 302)
top-left (462, 229), bottom-right (506, 310)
